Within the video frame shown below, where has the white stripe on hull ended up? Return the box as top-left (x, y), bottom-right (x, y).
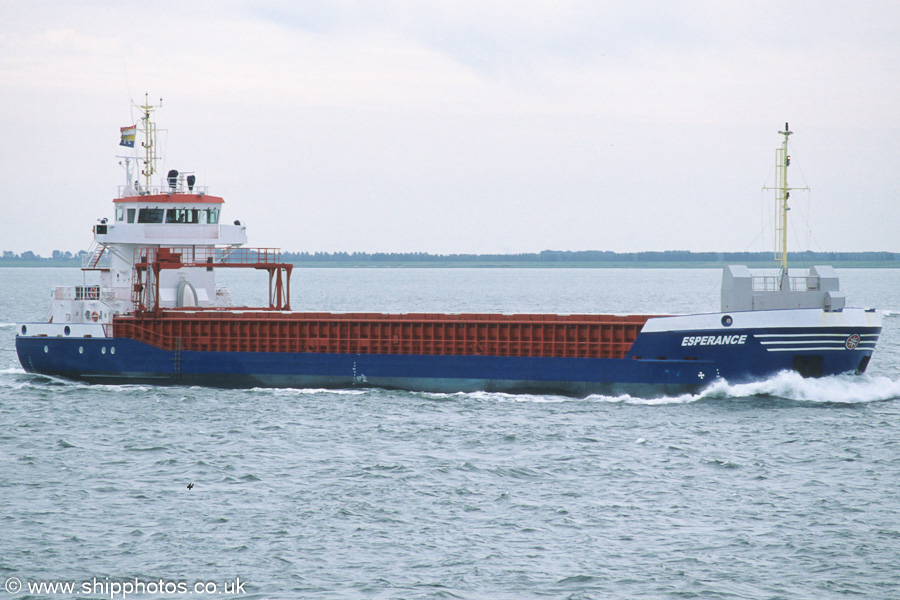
top-left (642, 308), bottom-right (881, 334)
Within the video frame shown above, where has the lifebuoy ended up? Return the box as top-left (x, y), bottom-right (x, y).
top-left (91, 311), bottom-right (99, 322)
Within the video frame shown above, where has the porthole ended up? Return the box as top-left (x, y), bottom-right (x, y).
top-left (64, 326), bottom-right (71, 336)
top-left (79, 346), bottom-right (84, 354)
top-left (721, 315), bottom-right (733, 327)
top-left (21, 325), bottom-right (27, 335)
top-left (44, 345), bottom-right (49, 353)
top-left (110, 347), bottom-right (116, 355)
top-left (101, 347), bottom-right (107, 355)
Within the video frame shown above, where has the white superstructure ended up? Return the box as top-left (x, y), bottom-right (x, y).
top-left (46, 96), bottom-right (247, 328)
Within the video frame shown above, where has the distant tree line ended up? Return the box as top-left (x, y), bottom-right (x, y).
top-left (2, 249), bottom-right (898, 266)
top-left (281, 250), bottom-right (900, 264)
top-left (1, 250), bottom-right (86, 264)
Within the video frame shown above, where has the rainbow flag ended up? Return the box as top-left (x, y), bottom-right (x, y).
top-left (119, 125), bottom-right (136, 148)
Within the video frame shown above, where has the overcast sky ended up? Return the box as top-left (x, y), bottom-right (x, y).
top-left (1, 1), bottom-right (897, 256)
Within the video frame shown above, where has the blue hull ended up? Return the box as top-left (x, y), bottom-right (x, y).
top-left (15, 319), bottom-right (879, 397)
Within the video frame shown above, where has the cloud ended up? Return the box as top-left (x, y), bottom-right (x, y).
top-left (0, 2), bottom-right (897, 255)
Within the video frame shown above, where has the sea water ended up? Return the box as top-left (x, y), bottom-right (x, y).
top-left (1, 267), bottom-right (898, 599)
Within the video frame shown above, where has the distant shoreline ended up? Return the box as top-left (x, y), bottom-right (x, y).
top-left (2, 250), bottom-right (898, 269)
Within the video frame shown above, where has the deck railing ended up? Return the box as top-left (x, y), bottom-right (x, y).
top-left (132, 246), bottom-right (283, 266)
top-left (751, 275), bottom-right (821, 293)
top-left (117, 182), bottom-right (210, 198)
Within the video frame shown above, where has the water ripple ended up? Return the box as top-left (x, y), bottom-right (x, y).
top-left (2, 268), bottom-right (899, 598)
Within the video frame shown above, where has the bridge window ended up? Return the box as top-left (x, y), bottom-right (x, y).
top-left (137, 208), bottom-right (164, 223)
top-left (116, 207), bottom-right (125, 222)
top-left (198, 208), bottom-right (219, 224)
top-left (127, 208), bottom-right (136, 223)
top-left (166, 208), bottom-right (201, 223)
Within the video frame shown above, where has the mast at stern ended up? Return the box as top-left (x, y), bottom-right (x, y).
top-left (137, 94), bottom-right (163, 193)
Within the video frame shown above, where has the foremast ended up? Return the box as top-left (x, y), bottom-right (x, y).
top-left (765, 122), bottom-right (808, 287)
top-left (721, 124), bottom-right (844, 313)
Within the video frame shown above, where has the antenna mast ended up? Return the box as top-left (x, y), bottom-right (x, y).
top-left (137, 93), bottom-right (163, 192)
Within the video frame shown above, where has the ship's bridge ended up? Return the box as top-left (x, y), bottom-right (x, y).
top-left (94, 190), bottom-right (247, 247)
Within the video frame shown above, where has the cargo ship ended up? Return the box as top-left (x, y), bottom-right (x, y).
top-left (15, 104), bottom-right (882, 396)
